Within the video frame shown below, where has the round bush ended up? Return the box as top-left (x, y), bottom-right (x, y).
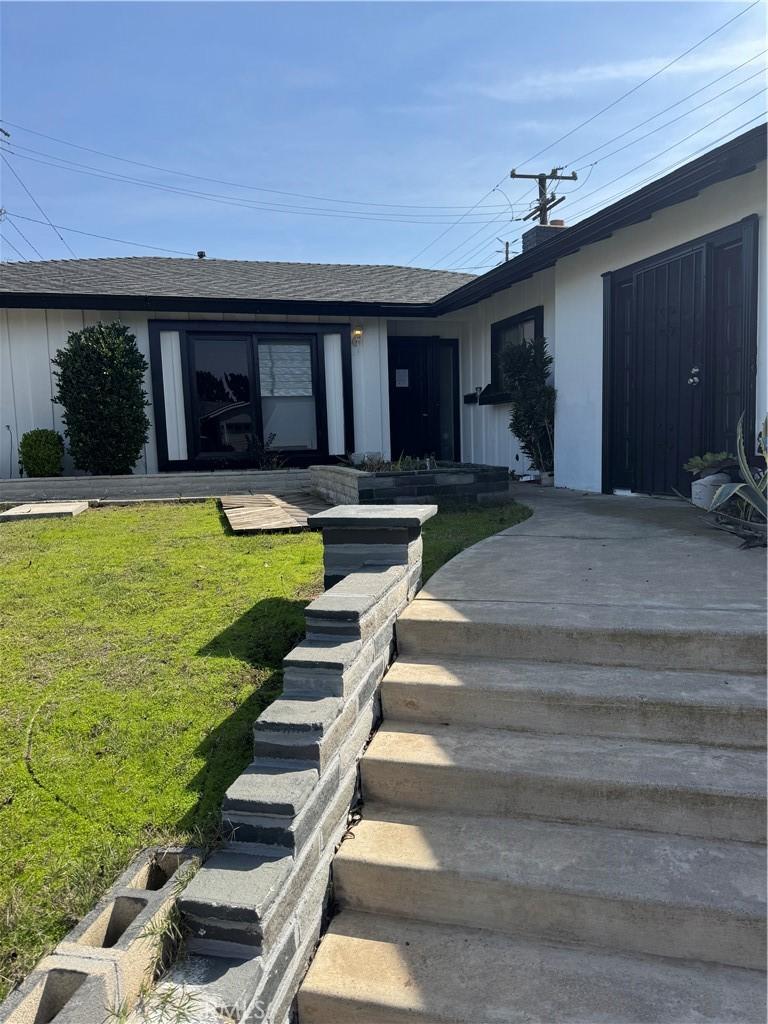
top-left (18, 429), bottom-right (65, 477)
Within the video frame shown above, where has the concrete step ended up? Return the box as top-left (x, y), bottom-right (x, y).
top-left (298, 911), bottom-right (766, 1023)
top-left (382, 656), bottom-right (766, 748)
top-left (395, 599), bottom-right (767, 674)
top-left (333, 805), bottom-right (765, 969)
top-left (361, 722), bottom-right (766, 842)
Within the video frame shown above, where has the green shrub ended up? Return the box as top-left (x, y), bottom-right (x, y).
top-left (52, 321), bottom-right (150, 475)
top-left (500, 336), bottom-right (556, 473)
top-left (18, 428), bottom-right (65, 477)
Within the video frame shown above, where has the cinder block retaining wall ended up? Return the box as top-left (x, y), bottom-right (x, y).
top-left (0, 468), bottom-right (311, 503)
top-left (0, 847), bottom-right (200, 1024)
top-left (153, 505), bottom-right (437, 1023)
top-left (310, 464), bottom-right (509, 506)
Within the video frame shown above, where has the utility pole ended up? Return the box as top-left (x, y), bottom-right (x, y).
top-left (509, 166), bottom-right (577, 225)
top-left (496, 237), bottom-right (510, 262)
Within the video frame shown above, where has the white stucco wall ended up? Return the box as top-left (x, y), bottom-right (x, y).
top-left (444, 270), bottom-right (556, 473)
top-left (553, 164), bottom-right (766, 492)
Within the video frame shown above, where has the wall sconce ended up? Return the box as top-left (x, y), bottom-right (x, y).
top-left (351, 324), bottom-right (364, 346)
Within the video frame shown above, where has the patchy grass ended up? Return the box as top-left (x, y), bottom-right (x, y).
top-left (0, 496), bottom-right (529, 998)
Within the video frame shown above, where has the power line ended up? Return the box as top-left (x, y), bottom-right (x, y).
top-left (423, 3), bottom-right (761, 266)
top-left (563, 48), bottom-right (767, 168)
top-left (0, 118), bottom-right (519, 213)
top-left (442, 73), bottom-right (764, 269)
top-left (5, 215), bottom-right (45, 259)
top-left (3, 211), bottom-right (198, 256)
top-left (557, 92), bottom-right (765, 219)
top-left (514, 0), bottom-right (761, 170)
top-left (571, 69), bottom-right (766, 172)
top-left (1, 153), bottom-right (76, 257)
top-left (445, 113), bottom-right (766, 272)
top-left (0, 230), bottom-right (28, 260)
top-left (0, 145), bottom-right (525, 225)
top-left (561, 112), bottom-right (767, 222)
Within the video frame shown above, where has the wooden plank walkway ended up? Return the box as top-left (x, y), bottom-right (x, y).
top-left (219, 492), bottom-right (331, 533)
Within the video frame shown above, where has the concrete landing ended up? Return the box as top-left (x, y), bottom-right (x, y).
top-left (0, 500), bottom-right (88, 522)
top-left (399, 486), bottom-right (766, 672)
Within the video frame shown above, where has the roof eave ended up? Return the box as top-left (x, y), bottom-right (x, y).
top-left (0, 292), bottom-right (440, 318)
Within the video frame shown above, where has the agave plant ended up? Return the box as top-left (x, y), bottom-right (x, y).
top-left (709, 413), bottom-right (767, 535)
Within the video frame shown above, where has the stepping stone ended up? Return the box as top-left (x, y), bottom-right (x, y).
top-left (0, 500), bottom-right (89, 522)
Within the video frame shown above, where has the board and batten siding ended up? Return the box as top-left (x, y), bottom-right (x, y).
top-left (0, 308), bottom-right (159, 480)
top-left (0, 310), bottom-right (361, 480)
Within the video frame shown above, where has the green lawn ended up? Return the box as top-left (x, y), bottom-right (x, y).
top-left (0, 497), bottom-right (529, 998)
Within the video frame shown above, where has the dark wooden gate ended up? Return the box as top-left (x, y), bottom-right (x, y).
top-left (603, 217), bottom-right (758, 495)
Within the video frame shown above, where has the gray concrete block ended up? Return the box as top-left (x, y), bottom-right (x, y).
top-left (181, 850), bottom-right (292, 932)
top-left (0, 962), bottom-right (114, 1024)
top-left (150, 952), bottom-right (265, 1024)
top-left (224, 761), bottom-right (340, 853)
top-left (223, 761), bottom-right (319, 817)
top-left (309, 505), bottom-right (437, 529)
top-left (254, 697), bottom-right (341, 734)
top-left (282, 640), bottom-right (373, 701)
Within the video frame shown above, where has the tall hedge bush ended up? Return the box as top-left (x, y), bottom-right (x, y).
top-left (52, 321), bottom-right (150, 475)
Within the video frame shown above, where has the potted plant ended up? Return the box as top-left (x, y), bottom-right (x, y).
top-left (683, 451), bottom-right (735, 509)
top-left (707, 414), bottom-right (766, 547)
top-left (499, 336), bottom-right (555, 484)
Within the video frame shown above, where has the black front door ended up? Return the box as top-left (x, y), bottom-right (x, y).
top-left (388, 337), bottom-right (459, 461)
top-left (605, 217), bottom-right (758, 495)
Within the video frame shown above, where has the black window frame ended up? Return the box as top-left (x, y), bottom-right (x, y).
top-left (148, 319), bottom-right (354, 471)
top-left (480, 305), bottom-right (544, 405)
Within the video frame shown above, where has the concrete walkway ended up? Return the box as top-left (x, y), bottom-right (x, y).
top-left (411, 485), bottom-right (767, 672)
top-left (300, 485), bottom-right (766, 1024)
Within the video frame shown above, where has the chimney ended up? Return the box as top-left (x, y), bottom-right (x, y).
top-left (522, 221), bottom-right (565, 252)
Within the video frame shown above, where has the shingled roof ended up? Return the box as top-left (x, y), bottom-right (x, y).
top-left (0, 257), bottom-right (475, 306)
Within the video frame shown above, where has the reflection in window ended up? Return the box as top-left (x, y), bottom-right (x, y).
top-left (491, 318), bottom-right (536, 393)
top-left (194, 338), bottom-right (255, 454)
top-left (259, 341), bottom-right (317, 449)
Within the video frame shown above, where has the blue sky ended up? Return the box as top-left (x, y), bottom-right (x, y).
top-left (0, 1), bottom-right (765, 271)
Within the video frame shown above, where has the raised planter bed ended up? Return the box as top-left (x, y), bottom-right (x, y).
top-left (310, 463), bottom-right (509, 506)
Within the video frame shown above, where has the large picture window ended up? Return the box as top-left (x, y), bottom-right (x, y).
top-left (149, 320), bottom-right (352, 470)
top-left (481, 305), bottom-right (544, 405)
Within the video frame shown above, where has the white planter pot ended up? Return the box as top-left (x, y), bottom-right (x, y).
top-left (539, 471), bottom-right (554, 487)
top-left (691, 472), bottom-right (730, 510)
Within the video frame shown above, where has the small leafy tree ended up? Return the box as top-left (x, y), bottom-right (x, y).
top-left (52, 321), bottom-right (150, 475)
top-left (500, 335), bottom-right (556, 473)
top-left (18, 428), bottom-right (65, 477)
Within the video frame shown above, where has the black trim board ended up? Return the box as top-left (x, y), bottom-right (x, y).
top-left (480, 305), bottom-right (544, 405)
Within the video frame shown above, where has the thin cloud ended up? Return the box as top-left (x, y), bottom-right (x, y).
top-left (434, 39), bottom-right (765, 103)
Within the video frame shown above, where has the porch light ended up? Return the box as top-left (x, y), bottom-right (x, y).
top-left (351, 325), bottom-right (364, 346)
